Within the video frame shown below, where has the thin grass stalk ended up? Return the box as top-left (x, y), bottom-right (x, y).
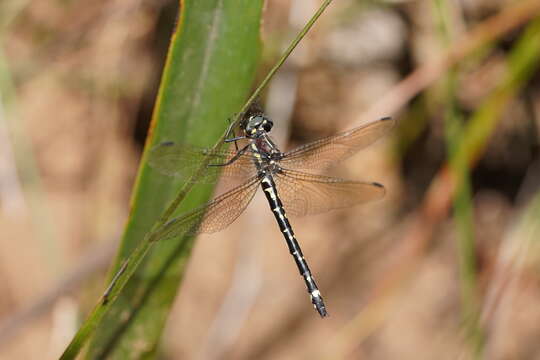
top-left (433, 0), bottom-right (483, 356)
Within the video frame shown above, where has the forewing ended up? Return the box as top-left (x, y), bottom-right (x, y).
top-left (148, 142), bottom-right (255, 183)
top-left (280, 117), bottom-right (394, 172)
top-left (152, 176), bottom-right (260, 241)
top-left (274, 169), bottom-right (386, 217)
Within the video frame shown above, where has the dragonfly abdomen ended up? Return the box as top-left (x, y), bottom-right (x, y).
top-left (260, 175), bottom-right (328, 317)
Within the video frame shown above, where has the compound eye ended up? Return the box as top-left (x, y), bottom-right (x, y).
top-left (262, 119), bottom-right (273, 132)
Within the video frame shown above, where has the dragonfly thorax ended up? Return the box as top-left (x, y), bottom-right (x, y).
top-left (258, 159), bottom-right (282, 175)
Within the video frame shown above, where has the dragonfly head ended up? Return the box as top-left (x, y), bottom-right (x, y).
top-left (242, 114), bottom-right (274, 137)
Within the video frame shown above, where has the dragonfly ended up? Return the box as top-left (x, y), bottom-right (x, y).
top-left (148, 104), bottom-right (394, 317)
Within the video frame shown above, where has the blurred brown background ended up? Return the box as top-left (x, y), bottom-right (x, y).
top-left (1, 0), bottom-right (540, 359)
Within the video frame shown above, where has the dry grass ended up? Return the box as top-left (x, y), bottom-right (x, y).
top-left (1, 0), bottom-right (540, 359)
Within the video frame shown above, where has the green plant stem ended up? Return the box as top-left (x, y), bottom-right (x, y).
top-left (433, 0), bottom-right (483, 356)
top-left (231, 0), bottom-right (334, 127)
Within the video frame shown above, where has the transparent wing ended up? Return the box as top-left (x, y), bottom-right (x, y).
top-left (148, 142), bottom-right (255, 183)
top-left (274, 169), bottom-right (386, 217)
top-left (152, 176), bottom-right (260, 241)
top-left (280, 117), bottom-right (394, 172)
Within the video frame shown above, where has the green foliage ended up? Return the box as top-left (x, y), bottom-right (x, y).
top-left (85, 1), bottom-right (264, 358)
top-left (61, 1), bottom-right (263, 358)
top-left (440, 13), bottom-right (540, 358)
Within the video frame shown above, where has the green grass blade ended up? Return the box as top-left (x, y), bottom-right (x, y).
top-left (84, 1), bottom-right (264, 358)
top-left (60, 1), bottom-right (263, 359)
top-left (454, 18), bottom-right (540, 167)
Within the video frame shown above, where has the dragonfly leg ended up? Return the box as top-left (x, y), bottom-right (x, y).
top-left (224, 136), bottom-right (247, 143)
top-left (208, 143), bottom-right (250, 167)
top-left (224, 114), bottom-right (247, 151)
top-left (225, 114), bottom-right (238, 151)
